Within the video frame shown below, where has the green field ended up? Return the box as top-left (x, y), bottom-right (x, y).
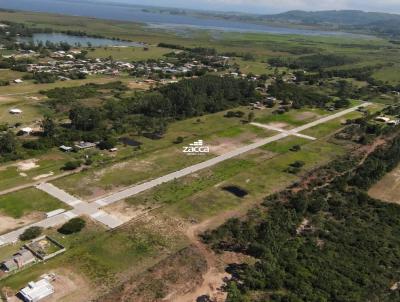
top-left (0, 216), bottom-right (188, 291)
top-left (373, 65), bottom-right (400, 84)
top-left (88, 46), bottom-right (171, 61)
top-left (0, 188), bottom-right (66, 218)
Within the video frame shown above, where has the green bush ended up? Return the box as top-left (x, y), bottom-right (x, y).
top-left (19, 226), bottom-right (43, 241)
top-left (58, 217), bottom-right (86, 234)
top-left (63, 160), bottom-right (81, 171)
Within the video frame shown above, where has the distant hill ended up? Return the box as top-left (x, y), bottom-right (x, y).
top-left (262, 10), bottom-right (400, 25)
top-left (259, 10), bottom-right (400, 37)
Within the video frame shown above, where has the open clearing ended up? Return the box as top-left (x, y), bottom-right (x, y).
top-left (0, 188), bottom-right (67, 220)
top-left (369, 164), bottom-right (400, 204)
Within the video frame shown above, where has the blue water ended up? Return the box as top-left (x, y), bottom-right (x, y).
top-left (0, 0), bottom-right (368, 37)
top-left (20, 33), bottom-right (144, 47)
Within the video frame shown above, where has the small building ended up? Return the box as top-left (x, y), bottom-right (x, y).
top-left (387, 120), bottom-right (400, 126)
top-left (19, 278), bottom-right (54, 302)
top-left (9, 108), bottom-right (23, 114)
top-left (1, 248), bottom-right (36, 272)
top-left (21, 127), bottom-right (33, 135)
top-left (59, 145), bottom-right (73, 152)
top-left (14, 79), bottom-right (24, 84)
top-left (375, 116), bottom-right (391, 123)
top-left (74, 141), bottom-right (96, 150)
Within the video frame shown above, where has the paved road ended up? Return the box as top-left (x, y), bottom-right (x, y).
top-left (0, 103), bottom-right (369, 246)
top-left (95, 103), bottom-right (370, 207)
top-left (250, 122), bottom-right (316, 140)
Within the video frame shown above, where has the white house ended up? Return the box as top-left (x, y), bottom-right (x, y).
top-left (13, 79), bottom-right (24, 84)
top-left (21, 127), bottom-right (33, 135)
top-left (9, 108), bottom-right (22, 114)
top-left (19, 278), bottom-right (54, 302)
top-left (375, 116), bottom-right (391, 123)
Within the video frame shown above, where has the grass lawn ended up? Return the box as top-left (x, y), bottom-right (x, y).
top-left (127, 132), bottom-right (346, 221)
top-left (88, 46), bottom-right (171, 61)
top-left (51, 107), bottom-right (270, 198)
top-left (255, 107), bottom-right (328, 128)
top-left (302, 111), bottom-right (364, 138)
top-left (0, 152), bottom-right (74, 191)
top-left (0, 188), bottom-right (67, 218)
top-left (0, 96), bottom-right (49, 125)
top-left (373, 65), bottom-right (400, 85)
top-left (0, 216), bottom-right (188, 290)
top-left (0, 70), bottom-right (29, 82)
top-left (0, 74), bottom-right (132, 95)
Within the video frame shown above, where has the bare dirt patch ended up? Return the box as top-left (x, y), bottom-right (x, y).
top-left (98, 246), bottom-right (207, 302)
top-left (0, 96), bottom-right (12, 102)
top-left (294, 111), bottom-right (320, 122)
top-left (103, 201), bottom-right (151, 223)
top-left (210, 134), bottom-right (259, 156)
top-left (369, 165), bottom-right (400, 204)
top-left (49, 268), bottom-right (94, 302)
top-left (127, 81), bottom-right (150, 90)
top-left (0, 212), bottom-right (43, 234)
top-left (16, 159), bottom-right (39, 171)
top-left (33, 172), bottom-right (54, 181)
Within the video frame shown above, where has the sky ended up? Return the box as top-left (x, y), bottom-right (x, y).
top-left (105, 0), bottom-right (400, 14)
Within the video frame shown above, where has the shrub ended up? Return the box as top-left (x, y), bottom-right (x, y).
top-left (19, 226), bottom-right (43, 241)
top-left (290, 145), bottom-right (301, 152)
top-left (174, 136), bottom-right (184, 144)
top-left (63, 160), bottom-right (81, 171)
top-left (58, 217), bottom-right (86, 234)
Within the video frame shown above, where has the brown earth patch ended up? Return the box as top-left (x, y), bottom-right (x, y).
top-left (0, 212), bottom-right (43, 234)
top-left (294, 111), bottom-right (320, 122)
top-left (97, 246), bottom-right (207, 302)
top-left (369, 165), bottom-right (400, 204)
top-left (103, 200), bottom-right (152, 223)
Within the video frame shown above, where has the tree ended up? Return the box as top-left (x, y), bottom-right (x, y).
top-left (42, 116), bottom-right (56, 138)
top-left (58, 217), bottom-right (86, 234)
top-left (98, 137), bottom-right (117, 150)
top-left (19, 226), bottom-right (43, 241)
top-left (0, 131), bottom-right (18, 155)
top-left (63, 160), bottom-right (81, 171)
top-left (247, 112), bottom-right (255, 123)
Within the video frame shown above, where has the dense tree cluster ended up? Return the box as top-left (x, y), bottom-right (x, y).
top-left (268, 80), bottom-right (331, 108)
top-left (203, 130), bottom-right (400, 302)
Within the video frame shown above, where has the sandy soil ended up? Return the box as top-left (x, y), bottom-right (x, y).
top-left (16, 159), bottom-right (39, 171)
top-left (210, 134), bottom-right (259, 156)
top-left (0, 96), bottom-right (12, 102)
top-left (210, 140), bottom-right (245, 156)
top-left (369, 166), bottom-right (400, 204)
top-left (294, 111), bottom-right (320, 122)
top-left (0, 212), bottom-right (43, 235)
top-left (32, 172), bottom-right (54, 181)
top-left (104, 201), bottom-right (150, 223)
top-left (48, 269), bottom-right (93, 302)
top-left (127, 81), bottom-right (150, 90)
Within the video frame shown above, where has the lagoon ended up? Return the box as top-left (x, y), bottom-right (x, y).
top-left (0, 0), bottom-right (367, 37)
